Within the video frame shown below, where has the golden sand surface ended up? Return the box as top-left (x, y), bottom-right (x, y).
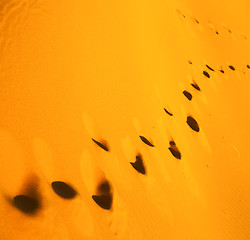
top-left (0, 0), bottom-right (249, 239)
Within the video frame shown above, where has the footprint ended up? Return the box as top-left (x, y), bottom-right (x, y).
top-left (183, 90), bottom-right (192, 100)
top-left (13, 195), bottom-right (40, 215)
top-left (186, 116), bottom-right (200, 132)
top-left (130, 154), bottom-right (146, 175)
top-left (168, 141), bottom-right (182, 159)
top-left (92, 194), bottom-right (113, 210)
top-left (203, 70), bottom-right (210, 78)
top-left (229, 65), bottom-right (235, 71)
top-left (191, 82), bottom-right (201, 91)
top-left (10, 175), bottom-right (42, 215)
top-left (92, 138), bottom-right (110, 152)
top-left (164, 108), bottom-right (173, 116)
top-left (51, 181), bottom-right (77, 199)
top-left (139, 136), bottom-right (155, 147)
top-left (92, 179), bottom-right (113, 210)
top-left (206, 64), bottom-right (215, 71)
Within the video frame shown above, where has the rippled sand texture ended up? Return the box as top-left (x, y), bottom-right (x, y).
top-left (0, 0), bottom-right (249, 239)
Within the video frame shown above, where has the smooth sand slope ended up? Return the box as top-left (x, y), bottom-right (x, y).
top-left (0, 0), bottom-right (249, 239)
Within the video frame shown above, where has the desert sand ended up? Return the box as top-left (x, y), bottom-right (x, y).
top-left (0, 0), bottom-right (249, 239)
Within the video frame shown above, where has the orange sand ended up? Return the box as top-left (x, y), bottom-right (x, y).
top-left (0, 0), bottom-right (249, 239)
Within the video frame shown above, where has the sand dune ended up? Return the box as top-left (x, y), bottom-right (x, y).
top-left (0, 0), bottom-right (249, 239)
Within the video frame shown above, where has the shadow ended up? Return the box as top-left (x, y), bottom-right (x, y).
top-left (130, 154), bottom-right (146, 175)
top-left (164, 108), bottom-right (173, 116)
top-left (92, 138), bottom-right (109, 152)
top-left (92, 194), bottom-right (113, 210)
top-left (183, 90), bottom-right (192, 100)
top-left (139, 136), bottom-right (154, 147)
top-left (187, 116), bottom-right (200, 132)
top-left (98, 180), bottom-right (111, 194)
top-left (168, 141), bottom-right (181, 159)
top-left (10, 175), bottom-right (41, 215)
top-left (191, 83), bottom-right (200, 91)
top-left (51, 181), bottom-right (77, 199)
top-left (203, 71), bottom-right (210, 78)
top-left (229, 65), bottom-right (235, 71)
top-left (206, 65), bottom-right (215, 71)
top-left (13, 195), bottom-right (40, 215)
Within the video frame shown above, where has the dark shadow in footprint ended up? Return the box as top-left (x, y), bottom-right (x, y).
top-left (187, 116), bottom-right (199, 132)
top-left (203, 71), bottom-right (210, 78)
top-left (51, 181), bottom-right (77, 199)
top-left (206, 65), bottom-right (215, 71)
top-left (164, 108), bottom-right (173, 116)
top-left (139, 136), bottom-right (154, 147)
top-left (229, 65), bottom-right (235, 71)
top-left (191, 83), bottom-right (200, 91)
top-left (98, 181), bottom-right (111, 194)
top-left (11, 175), bottom-right (41, 215)
top-left (92, 194), bottom-right (112, 210)
top-left (130, 154), bottom-right (146, 175)
top-left (247, 65), bottom-right (250, 69)
top-left (13, 195), bottom-right (40, 215)
top-left (168, 141), bottom-right (181, 159)
top-left (169, 141), bottom-right (175, 145)
top-left (92, 138), bottom-right (109, 152)
top-left (220, 69), bottom-right (224, 73)
top-left (183, 90), bottom-right (192, 100)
